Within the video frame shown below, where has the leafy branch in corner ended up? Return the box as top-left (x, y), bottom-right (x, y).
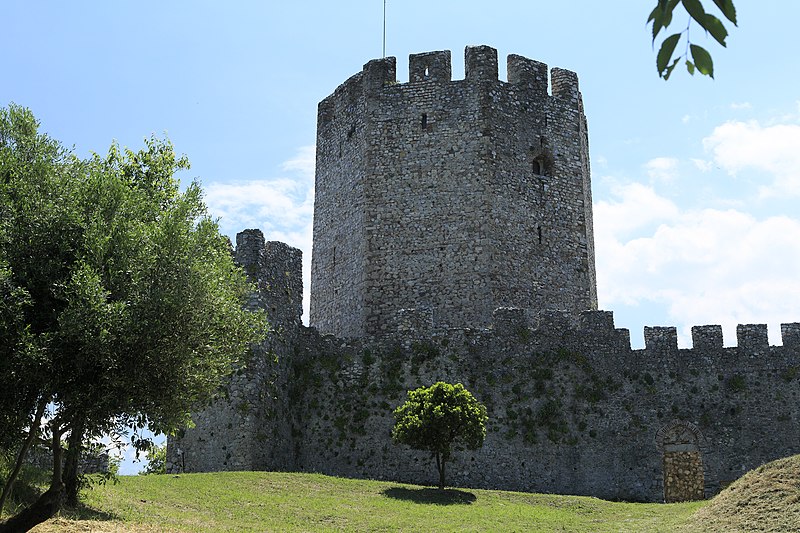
top-left (649, 0), bottom-right (737, 80)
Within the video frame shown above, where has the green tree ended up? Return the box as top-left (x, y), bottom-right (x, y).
top-left (392, 382), bottom-right (487, 490)
top-left (0, 104), bottom-right (267, 531)
top-left (140, 443), bottom-right (166, 475)
top-left (649, 0), bottom-right (738, 79)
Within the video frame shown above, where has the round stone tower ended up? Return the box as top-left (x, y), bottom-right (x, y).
top-left (310, 45), bottom-right (597, 337)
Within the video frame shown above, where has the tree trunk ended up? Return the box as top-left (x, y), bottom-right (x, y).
top-left (63, 418), bottom-right (85, 507)
top-left (0, 399), bottom-right (46, 515)
top-left (0, 484), bottom-right (63, 533)
top-left (435, 451), bottom-right (446, 490)
top-left (0, 423), bottom-right (64, 533)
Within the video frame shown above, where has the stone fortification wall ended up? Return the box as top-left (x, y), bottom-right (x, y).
top-left (171, 239), bottom-right (800, 501)
top-left (284, 309), bottom-right (800, 502)
top-left (311, 46), bottom-right (597, 338)
top-left (166, 230), bottom-right (301, 474)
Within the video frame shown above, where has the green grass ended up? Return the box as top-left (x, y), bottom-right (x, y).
top-left (686, 455), bottom-right (800, 532)
top-left (31, 471), bottom-right (706, 532)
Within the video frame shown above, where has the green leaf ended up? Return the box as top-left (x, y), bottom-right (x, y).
top-left (681, 0), bottom-right (707, 25)
top-left (657, 33), bottom-right (682, 75)
top-left (712, 0), bottom-right (737, 25)
top-left (647, 4), bottom-right (660, 24)
top-left (649, 5), bottom-right (664, 42)
top-left (690, 44), bottom-right (714, 78)
top-left (665, 0), bottom-right (680, 22)
top-left (686, 60), bottom-right (695, 75)
top-left (663, 58), bottom-right (681, 80)
top-left (662, 4), bottom-right (674, 30)
top-left (698, 13), bottom-right (728, 47)
top-left (649, 0), bottom-right (680, 42)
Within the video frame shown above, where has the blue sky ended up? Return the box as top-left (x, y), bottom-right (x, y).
top-left (3, 2), bottom-right (799, 473)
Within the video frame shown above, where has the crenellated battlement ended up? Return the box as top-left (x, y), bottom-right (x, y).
top-left (379, 302), bottom-right (800, 355)
top-left (783, 323), bottom-right (800, 346)
top-left (691, 325), bottom-right (723, 350)
top-left (320, 45), bottom-right (580, 109)
top-left (644, 326), bottom-right (679, 353)
top-left (507, 54), bottom-right (549, 96)
top-left (737, 323), bottom-right (769, 353)
top-left (235, 229), bottom-right (303, 327)
top-left (409, 50), bottom-right (451, 83)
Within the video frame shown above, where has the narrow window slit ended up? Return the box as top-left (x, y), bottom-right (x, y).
top-left (421, 113), bottom-right (428, 130)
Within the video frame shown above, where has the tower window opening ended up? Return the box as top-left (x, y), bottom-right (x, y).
top-left (421, 113), bottom-right (428, 130)
top-left (532, 154), bottom-right (550, 176)
top-left (424, 66), bottom-right (429, 77)
top-left (538, 226), bottom-right (543, 244)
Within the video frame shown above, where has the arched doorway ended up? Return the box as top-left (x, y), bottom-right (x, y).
top-left (656, 420), bottom-right (705, 502)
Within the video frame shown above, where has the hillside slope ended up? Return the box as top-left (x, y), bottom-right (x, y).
top-left (687, 454), bottom-right (800, 532)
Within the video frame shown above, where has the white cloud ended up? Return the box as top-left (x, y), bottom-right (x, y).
top-left (644, 157), bottom-right (679, 183)
top-left (593, 155), bottom-right (607, 169)
top-left (595, 183), bottom-right (800, 346)
top-left (703, 120), bottom-right (800, 197)
top-left (594, 181), bottom-right (679, 240)
top-left (280, 145), bottom-right (316, 177)
top-left (691, 158), bottom-right (713, 172)
top-left (205, 146), bottom-right (316, 322)
top-left (730, 102), bottom-right (752, 110)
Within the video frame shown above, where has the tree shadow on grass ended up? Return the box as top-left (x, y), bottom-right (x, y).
top-left (55, 502), bottom-right (121, 522)
top-left (74, 504), bottom-right (120, 521)
top-left (0, 503), bottom-right (120, 529)
top-left (383, 487), bottom-right (477, 505)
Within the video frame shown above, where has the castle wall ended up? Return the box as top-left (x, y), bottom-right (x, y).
top-left (171, 234), bottom-right (800, 502)
top-left (167, 230), bottom-right (302, 474)
top-left (310, 46), bottom-right (597, 337)
top-left (283, 311), bottom-right (800, 502)
top-left (310, 64), bottom-right (376, 338)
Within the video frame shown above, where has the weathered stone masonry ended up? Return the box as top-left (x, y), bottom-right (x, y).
top-left (311, 45), bottom-right (596, 338)
top-left (168, 47), bottom-right (800, 503)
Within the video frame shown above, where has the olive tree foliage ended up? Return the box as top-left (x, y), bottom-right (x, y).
top-left (650, 0), bottom-right (737, 79)
top-left (0, 104), bottom-right (267, 530)
top-left (392, 382), bottom-right (487, 490)
top-left (140, 443), bottom-right (166, 475)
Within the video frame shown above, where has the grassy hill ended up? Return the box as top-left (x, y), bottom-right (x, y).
top-left (26, 471), bottom-right (704, 532)
top-left (16, 455), bottom-right (800, 531)
top-left (685, 454), bottom-right (800, 532)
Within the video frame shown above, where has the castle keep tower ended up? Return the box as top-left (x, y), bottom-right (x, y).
top-left (311, 45), bottom-right (597, 337)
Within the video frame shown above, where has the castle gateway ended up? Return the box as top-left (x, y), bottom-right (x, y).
top-left (169, 47), bottom-right (800, 503)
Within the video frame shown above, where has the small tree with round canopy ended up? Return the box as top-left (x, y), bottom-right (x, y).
top-left (392, 382), bottom-right (487, 490)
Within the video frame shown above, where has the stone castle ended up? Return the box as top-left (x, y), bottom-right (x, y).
top-left (168, 46), bottom-right (800, 503)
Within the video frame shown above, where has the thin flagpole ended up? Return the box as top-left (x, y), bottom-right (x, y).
top-left (383, 0), bottom-right (386, 57)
